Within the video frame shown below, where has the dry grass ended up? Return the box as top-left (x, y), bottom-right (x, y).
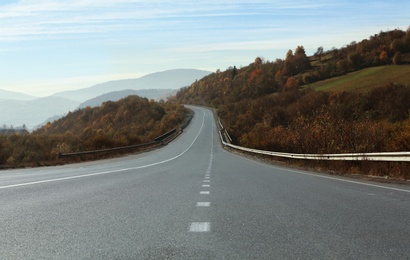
top-left (307, 65), bottom-right (410, 92)
top-left (283, 159), bottom-right (410, 182)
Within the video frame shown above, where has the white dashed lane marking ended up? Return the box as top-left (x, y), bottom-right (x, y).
top-left (189, 222), bottom-right (210, 232)
top-left (196, 202), bottom-right (211, 207)
top-left (189, 118), bottom-right (214, 234)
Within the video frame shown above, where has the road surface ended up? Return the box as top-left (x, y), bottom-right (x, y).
top-left (1, 106), bottom-right (409, 259)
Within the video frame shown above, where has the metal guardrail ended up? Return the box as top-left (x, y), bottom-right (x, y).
top-left (59, 141), bottom-right (158, 157)
top-left (217, 118), bottom-right (410, 162)
top-left (60, 111), bottom-right (194, 158)
top-left (154, 128), bottom-right (177, 142)
top-left (180, 113), bottom-right (193, 130)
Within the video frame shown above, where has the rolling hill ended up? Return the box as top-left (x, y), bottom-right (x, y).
top-left (0, 89), bottom-right (37, 100)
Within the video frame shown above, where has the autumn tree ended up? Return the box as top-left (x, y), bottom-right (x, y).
top-left (285, 76), bottom-right (299, 91)
top-left (314, 46), bottom-right (324, 61)
top-left (348, 52), bottom-right (362, 69)
top-left (393, 52), bottom-right (402, 65)
top-left (284, 49), bottom-right (296, 75)
top-left (232, 66), bottom-right (238, 79)
top-left (390, 39), bottom-right (406, 53)
top-left (254, 57), bottom-right (263, 67)
top-left (336, 59), bottom-right (349, 74)
top-left (379, 50), bottom-right (389, 64)
top-left (294, 46), bottom-right (311, 72)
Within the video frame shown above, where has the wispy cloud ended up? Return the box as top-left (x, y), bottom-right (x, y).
top-left (0, 0), bottom-right (339, 42)
top-left (1, 0), bottom-right (408, 47)
top-left (1, 0), bottom-right (409, 96)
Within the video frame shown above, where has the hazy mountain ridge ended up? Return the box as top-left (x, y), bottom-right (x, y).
top-left (1, 69), bottom-right (211, 130)
top-left (79, 89), bottom-right (174, 109)
top-left (0, 89), bottom-right (37, 101)
top-left (0, 97), bottom-right (80, 129)
top-left (53, 69), bottom-right (211, 102)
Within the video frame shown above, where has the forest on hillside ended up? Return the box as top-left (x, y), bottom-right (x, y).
top-left (176, 28), bottom-right (410, 105)
top-left (0, 96), bottom-right (188, 168)
top-left (175, 28), bottom-right (410, 178)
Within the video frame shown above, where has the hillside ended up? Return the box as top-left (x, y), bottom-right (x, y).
top-left (308, 65), bottom-right (410, 92)
top-left (53, 69), bottom-right (211, 102)
top-left (175, 30), bottom-right (410, 150)
top-left (36, 95), bottom-right (188, 149)
top-left (0, 95), bottom-right (188, 167)
top-left (175, 28), bottom-right (410, 178)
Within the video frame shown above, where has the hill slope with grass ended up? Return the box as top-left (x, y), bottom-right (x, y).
top-left (308, 65), bottom-right (410, 92)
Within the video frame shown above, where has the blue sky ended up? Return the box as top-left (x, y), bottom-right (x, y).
top-left (0, 0), bottom-right (409, 96)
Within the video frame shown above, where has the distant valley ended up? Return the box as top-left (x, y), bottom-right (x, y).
top-left (0, 69), bottom-right (211, 129)
top-left (0, 97), bottom-right (79, 129)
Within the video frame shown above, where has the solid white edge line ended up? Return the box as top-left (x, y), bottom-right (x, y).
top-left (0, 109), bottom-right (207, 190)
top-left (220, 146), bottom-right (410, 194)
top-left (294, 170), bottom-right (410, 193)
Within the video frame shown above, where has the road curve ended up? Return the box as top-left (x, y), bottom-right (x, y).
top-left (0, 106), bottom-right (409, 259)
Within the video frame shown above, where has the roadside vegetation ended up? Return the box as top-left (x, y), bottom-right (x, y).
top-left (175, 28), bottom-right (410, 179)
top-left (0, 96), bottom-right (188, 168)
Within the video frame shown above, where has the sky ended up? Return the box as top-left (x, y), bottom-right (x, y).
top-left (0, 0), bottom-right (409, 97)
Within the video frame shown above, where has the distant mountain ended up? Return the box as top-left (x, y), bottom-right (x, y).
top-left (0, 89), bottom-right (37, 100)
top-left (53, 69), bottom-right (211, 102)
top-left (0, 69), bottom-right (210, 130)
top-left (0, 97), bottom-right (80, 130)
top-left (79, 89), bottom-right (174, 109)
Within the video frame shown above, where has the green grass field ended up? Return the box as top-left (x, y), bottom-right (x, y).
top-left (307, 65), bottom-right (410, 92)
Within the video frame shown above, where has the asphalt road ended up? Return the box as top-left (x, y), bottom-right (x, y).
top-left (1, 106), bottom-right (409, 259)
